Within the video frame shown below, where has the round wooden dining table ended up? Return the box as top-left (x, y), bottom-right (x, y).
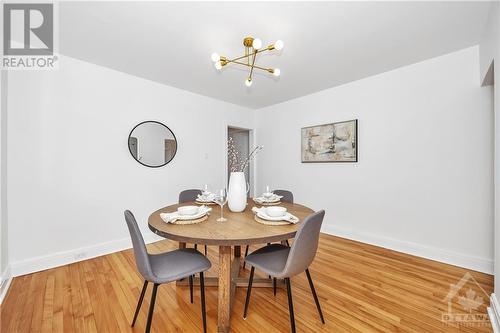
top-left (148, 199), bottom-right (314, 333)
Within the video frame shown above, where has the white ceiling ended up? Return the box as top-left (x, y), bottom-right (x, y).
top-left (59, 1), bottom-right (492, 109)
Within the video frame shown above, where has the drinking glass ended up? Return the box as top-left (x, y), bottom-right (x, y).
top-left (214, 189), bottom-right (228, 222)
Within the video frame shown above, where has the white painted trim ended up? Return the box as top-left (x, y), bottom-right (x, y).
top-left (489, 294), bottom-right (500, 333)
top-left (10, 232), bottom-right (163, 277)
top-left (321, 224), bottom-right (494, 274)
top-left (6, 222), bottom-right (493, 281)
top-left (0, 265), bottom-right (12, 304)
top-left (223, 124), bottom-right (229, 188)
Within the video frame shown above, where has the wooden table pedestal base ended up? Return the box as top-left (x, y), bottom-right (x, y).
top-left (176, 243), bottom-right (283, 333)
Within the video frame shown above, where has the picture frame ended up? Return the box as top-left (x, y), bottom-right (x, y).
top-left (301, 119), bottom-right (358, 163)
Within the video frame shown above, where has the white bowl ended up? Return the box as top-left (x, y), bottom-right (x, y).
top-left (178, 206), bottom-right (199, 216)
top-left (265, 206), bottom-right (287, 217)
top-left (262, 192), bottom-right (274, 199)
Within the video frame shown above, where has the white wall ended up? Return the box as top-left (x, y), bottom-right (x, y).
top-left (491, 1), bottom-right (500, 300)
top-left (480, 0), bottom-right (500, 300)
top-left (480, 2), bottom-right (498, 84)
top-left (6, 55), bottom-right (254, 276)
top-left (0, 70), bottom-right (9, 291)
top-left (256, 46), bottom-right (494, 273)
top-left (4, 45), bottom-right (496, 280)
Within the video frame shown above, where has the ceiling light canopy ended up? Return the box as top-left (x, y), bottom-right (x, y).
top-left (211, 36), bottom-right (284, 87)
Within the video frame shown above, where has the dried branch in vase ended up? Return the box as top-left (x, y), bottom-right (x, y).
top-left (228, 136), bottom-right (263, 172)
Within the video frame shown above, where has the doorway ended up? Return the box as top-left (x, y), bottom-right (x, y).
top-left (227, 126), bottom-right (252, 196)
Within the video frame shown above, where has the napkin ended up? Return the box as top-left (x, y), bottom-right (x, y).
top-left (251, 206), bottom-right (299, 224)
top-left (160, 205), bottom-right (211, 223)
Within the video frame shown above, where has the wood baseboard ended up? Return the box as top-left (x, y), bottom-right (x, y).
top-left (489, 294), bottom-right (500, 333)
top-left (10, 232), bottom-right (163, 277)
top-left (321, 224), bottom-right (493, 274)
top-left (0, 265), bottom-right (12, 305)
top-left (8, 225), bottom-right (494, 278)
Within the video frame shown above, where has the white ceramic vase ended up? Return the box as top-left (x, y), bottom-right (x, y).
top-left (227, 172), bottom-right (248, 212)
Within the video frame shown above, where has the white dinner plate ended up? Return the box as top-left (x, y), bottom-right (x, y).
top-left (256, 212), bottom-right (299, 223)
top-left (162, 206), bottom-right (210, 220)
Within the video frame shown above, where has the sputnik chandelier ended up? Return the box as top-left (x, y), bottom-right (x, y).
top-left (211, 36), bottom-right (284, 87)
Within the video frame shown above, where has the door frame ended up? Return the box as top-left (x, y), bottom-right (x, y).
top-left (224, 125), bottom-right (256, 197)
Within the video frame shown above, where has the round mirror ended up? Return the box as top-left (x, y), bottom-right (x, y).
top-left (128, 121), bottom-right (178, 167)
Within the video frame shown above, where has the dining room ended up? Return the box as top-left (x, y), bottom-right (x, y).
top-left (1, 1), bottom-right (499, 333)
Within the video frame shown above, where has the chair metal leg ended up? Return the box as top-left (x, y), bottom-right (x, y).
top-left (243, 266), bottom-right (255, 319)
top-left (285, 278), bottom-right (296, 333)
top-left (286, 239), bottom-right (290, 247)
top-left (305, 269), bottom-right (325, 324)
top-left (131, 280), bottom-right (148, 327)
top-left (145, 283), bottom-right (159, 333)
top-left (189, 275), bottom-right (194, 303)
top-left (200, 272), bottom-right (207, 333)
top-left (273, 277), bottom-right (277, 296)
top-left (194, 243), bottom-right (198, 250)
top-left (243, 245), bottom-right (249, 269)
top-left (204, 245), bottom-right (207, 256)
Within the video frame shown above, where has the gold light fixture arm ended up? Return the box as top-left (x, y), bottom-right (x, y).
top-left (248, 50), bottom-right (258, 80)
top-left (226, 60), bottom-right (273, 73)
top-left (228, 47), bottom-right (268, 63)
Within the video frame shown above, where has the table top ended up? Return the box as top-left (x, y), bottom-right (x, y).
top-left (148, 200), bottom-right (315, 246)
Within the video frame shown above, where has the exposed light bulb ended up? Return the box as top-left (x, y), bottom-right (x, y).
top-left (214, 61), bottom-right (222, 70)
top-left (274, 40), bottom-right (284, 51)
top-left (211, 52), bottom-right (220, 62)
top-left (273, 68), bottom-right (281, 77)
top-left (245, 78), bottom-right (253, 87)
top-left (252, 38), bottom-right (262, 50)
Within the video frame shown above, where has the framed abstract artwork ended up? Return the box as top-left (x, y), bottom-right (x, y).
top-left (301, 119), bottom-right (358, 163)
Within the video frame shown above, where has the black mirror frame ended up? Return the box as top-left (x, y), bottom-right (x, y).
top-left (127, 120), bottom-right (178, 168)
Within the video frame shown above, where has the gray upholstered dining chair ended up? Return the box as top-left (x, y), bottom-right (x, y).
top-left (243, 189), bottom-right (294, 269)
top-left (243, 210), bottom-right (326, 333)
top-left (273, 189), bottom-right (294, 204)
top-left (179, 189), bottom-right (202, 203)
top-left (179, 189), bottom-right (208, 255)
top-left (124, 210), bottom-right (211, 333)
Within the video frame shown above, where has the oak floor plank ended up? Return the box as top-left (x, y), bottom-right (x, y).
top-left (29, 271), bottom-right (48, 333)
top-left (40, 273), bottom-right (55, 333)
top-left (16, 271), bottom-right (44, 333)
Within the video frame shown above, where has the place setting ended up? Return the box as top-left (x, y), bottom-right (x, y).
top-left (253, 185), bottom-right (283, 205)
top-left (160, 205), bottom-right (212, 225)
top-left (159, 186), bottom-right (230, 224)
top-left (252, 206), bottom-right (299, 225)
top-left (195, 184), bottom-right (217, 205)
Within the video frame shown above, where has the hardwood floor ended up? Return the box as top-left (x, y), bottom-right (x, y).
top-left (1, 234), bottom-right (494, 332)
